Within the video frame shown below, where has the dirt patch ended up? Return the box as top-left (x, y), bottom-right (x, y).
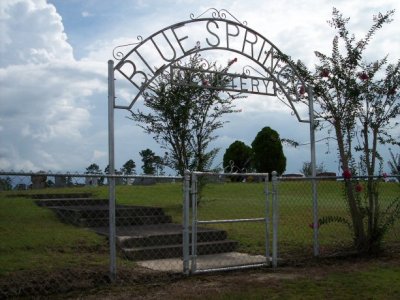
top-left (0, 266), bottom-right (180, 299)
top-left (2, 251), bottom-right (399, 299)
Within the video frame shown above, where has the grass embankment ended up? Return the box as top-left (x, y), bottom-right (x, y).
top-left (0, 197), bottom-right (107, 275)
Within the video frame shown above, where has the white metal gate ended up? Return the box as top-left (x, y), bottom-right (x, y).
top-left (182, 171), bottom-right (279, 274)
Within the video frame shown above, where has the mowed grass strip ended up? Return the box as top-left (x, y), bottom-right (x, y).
top-left (214, 265), bottom-right (400, 300)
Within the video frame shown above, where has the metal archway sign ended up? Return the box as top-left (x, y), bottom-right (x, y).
top-left (107, 8), bottom-right (319, 280)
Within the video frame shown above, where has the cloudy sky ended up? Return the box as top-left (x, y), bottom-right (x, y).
top-left (0, 0), bottom-right (399, 174)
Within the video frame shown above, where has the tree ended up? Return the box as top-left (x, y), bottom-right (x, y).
top-left (251, 127), bottom-right (286, 176)
top-left (130, 53), bottom-right (244, 176)
top-left (85, 163), bottom-right (101, 174)
top-left (139, 149), bottom-right (164, 175)
top-left (287, 8), bottom-right (400, 253)
top-left (223, 141), bottom-right (253, 173)
top-left (121, 159), bottom-right (136, 175)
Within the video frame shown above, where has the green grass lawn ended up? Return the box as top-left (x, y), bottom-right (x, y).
top-left (0, 180), bottom-right (398, 278)
top-left (0, 197), bottom-right (109, 275)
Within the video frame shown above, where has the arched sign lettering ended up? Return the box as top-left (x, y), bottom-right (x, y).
top-left (112, 8), bottom-right (308, 122)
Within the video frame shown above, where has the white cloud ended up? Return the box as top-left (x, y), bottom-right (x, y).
top-left (0, 0), bottom-right (73, 67)
top-left (81, 11), bottom-right (92, 18)
top-left (0, 0), bottom-right (107, 171)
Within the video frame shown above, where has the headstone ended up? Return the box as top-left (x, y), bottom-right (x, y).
top-left (85, 176), bottom-right (99, 186)
top-left (115, 171), bottom-right (123, 185)
top-left (14, 183), bottom-right (27, 190)
top-left (31, 173), bottom-right (47, 189)
top-left (55, 175), bottom-right (67, 188)
top-left (132, 177), bottom-right (156, 185)
top-left (317, 172), bottom-right (337, 180)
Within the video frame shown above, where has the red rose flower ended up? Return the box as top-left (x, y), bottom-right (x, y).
top-left (320, 69), bottom-right (330, 77)
top-left (355, 183), bottom-right (363, 192)
top-left (358, 72), bottom-right (369, 80)
top-left (342, 169), bottom-right (352, 179)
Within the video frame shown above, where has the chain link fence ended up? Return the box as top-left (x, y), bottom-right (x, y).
top-left (0, 171), bottom-right (184, 298)
top-left (0, 170), bottom-right (399, 297)
top-left (277, 174), bottom-right (400, 261)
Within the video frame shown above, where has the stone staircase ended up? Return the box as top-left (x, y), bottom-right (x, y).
top-left (32, 193), bottom-right (238, 260)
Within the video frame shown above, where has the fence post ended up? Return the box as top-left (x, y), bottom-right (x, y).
top-left (308, 86), bottom-right (319, 257)
top-left (183, 170), bottom-right (190, 275)
top-left (264, 174), bottom-right (270, 266)
top-left (191, 173), bottom-right (198, 274)
top-left (107, 60), bottom-right (117, 281)
top-left (271, 171), bottom-right (279, 268)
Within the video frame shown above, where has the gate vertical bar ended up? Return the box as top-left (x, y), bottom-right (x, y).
top-left (264, 174), bottom-right (270, 266)
top-left (108, 60), bottom-right (117, 281)
top-left (271, 171), bottom-right (279, 268)
top-left (183, 170), bottom-right (190, 274)
top-left (308, 86), bottom-right (319, 256)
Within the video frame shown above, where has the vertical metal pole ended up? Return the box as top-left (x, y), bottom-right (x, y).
top-left (108, 60), bottom-right (117, 281)
top-left (191, 173), bottom-right (198, 274)
top-left (308, 86), bottom-right (319, 257)
top-left (271, 171), bottom-right (279, 268)
top-left (183, 170), bottom-right (190, 274)
top-left (264, 174), bottom-right (270, 266)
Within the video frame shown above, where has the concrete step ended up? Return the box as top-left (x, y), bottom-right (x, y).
top-left (55, 210), bottom-right (172, 227)
top-left (35, 198), bottom-right (109, 207)
top-left (51, 205), bottom-right (166, 218)
top-left (122, 240), bottom-right (239, 260)
top-left (118, 229), bottom-right (228, 248)
top-left (30, 193), bottom-right (93, 199)
top-left (108, 224), bottom-right (228, 248)
top-left (50, 205), bottom-right (165, 219)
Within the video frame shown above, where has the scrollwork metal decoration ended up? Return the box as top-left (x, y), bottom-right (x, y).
top-left (197, 56), bottom-right (213, 70)
top-left (190, 8), bottom-right (247, 25)
top-left (223, 160), bottom-right (243, 173)
top-left (242, 65), bottom-right (266, 78)
top-left (112, 36), bottom-right (143, 60)
top-left (222, 160), bottom-right (252, 174)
